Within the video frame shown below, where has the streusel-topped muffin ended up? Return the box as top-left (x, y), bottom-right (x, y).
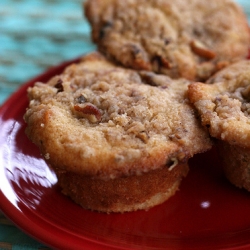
top-left (189, 60), bottom-right (250, 191)
top-left (84, 0), bottom-right (250, 81)
top-left (24, 52), bottom-right (212, 212)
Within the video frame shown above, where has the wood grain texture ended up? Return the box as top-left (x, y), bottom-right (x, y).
top-left (0, 0), bottom-right (95, 104)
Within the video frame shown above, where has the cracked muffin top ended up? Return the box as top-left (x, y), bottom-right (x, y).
top-left (188, 60), bottom-right (250, 148)
top-left (84, 0), bottom-right (250, 81)
top-left (24, 52), bottom-right (212, 179)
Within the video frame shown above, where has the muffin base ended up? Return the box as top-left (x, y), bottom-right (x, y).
top-left (54, 163), bottom-right (189, 213)
top-left (218, 141), bottom-right (250, 191)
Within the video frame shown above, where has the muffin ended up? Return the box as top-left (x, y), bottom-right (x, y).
top-left (84, 0), bottom-right (250, 81)
top-left (24, 52), bottom-right (212, 213)
top-left (188, 60), bottom-right (250, 191)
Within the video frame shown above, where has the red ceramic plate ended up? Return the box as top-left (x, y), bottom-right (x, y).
top-left (1, 59), bottom-right (250, 250)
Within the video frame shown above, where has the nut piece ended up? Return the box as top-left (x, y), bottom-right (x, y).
top-left (190, 40), bottom-right (216, 59)
top-left (54, 79), bottom-right (64, 93)
top-left (74, 103), bottom-right (102, 122)
top-left (136, 131), bottom-right (150, 143)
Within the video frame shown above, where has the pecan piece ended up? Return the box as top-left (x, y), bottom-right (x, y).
top-left (54, 79), bottom-right (64, 93)
top-left (152, 55), bottom-right (172, 71)
top-left (190, 40), bottom-right (216, 59)
top-left (74, 103), bottom-right (102, 122)
top-left (126, 44), bottom-right (152, 70)
top-left (136, 131), bottom-right (150, 143)
top-left (139, 71), bottom-right (171, 87)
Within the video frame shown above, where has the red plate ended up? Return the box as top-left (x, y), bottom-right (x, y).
top-left (1, 58), bottom-right (250, 250)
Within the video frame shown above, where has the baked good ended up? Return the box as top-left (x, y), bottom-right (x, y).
top-left (188, 60), bottom-right (250, 191)
top-left (84, 0), bottom-right (250, 81)
top-left (24, 52), bottom-right (212, 213)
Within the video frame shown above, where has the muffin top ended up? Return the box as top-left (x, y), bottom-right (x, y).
top-left (189, 60), bottom-right (250, 148)
top-left (84, 0), bottom-right (250, 81)
top-left (24, 52), bottom-right (212, 179)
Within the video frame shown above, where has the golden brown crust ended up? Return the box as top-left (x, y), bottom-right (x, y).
top-left (24, 52), bottom-right (212, 180)
top-left (55, 162), bottom-right (189, 213)
top-left (84, 0), bottom-right (250, 81)
top-left (24, 52), bottom-right (212, 212)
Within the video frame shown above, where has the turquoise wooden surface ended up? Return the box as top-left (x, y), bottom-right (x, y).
top-left (0, 0), bottom-right (250, 249)
top-left (0, 0), bottom-right (95, 105)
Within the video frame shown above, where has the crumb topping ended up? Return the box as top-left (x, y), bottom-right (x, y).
top-left (24, 53), bottom-right (212, 178)
top-left (188, 60), bottom-right (250, 147)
